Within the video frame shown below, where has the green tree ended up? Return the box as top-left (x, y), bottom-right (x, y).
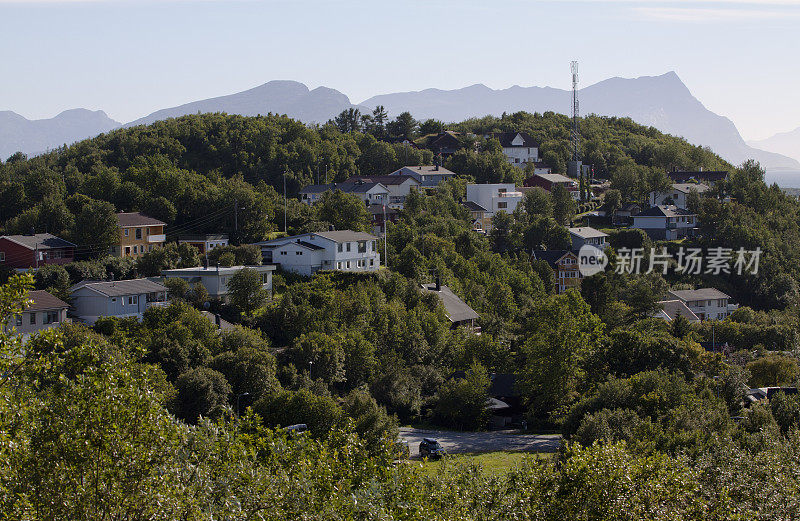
top-left (227, 268), bottom-right (269, 316)
top-left (72, 199), bottom-right (119, 256)
top-left (173, 367), bottom-right (232, 423)
top-left (432, 363), bottom-right (491, 430)
top-left (552, 183), bottom-right (576, 225)
top-left (316, 190), bottom-right (372, 232)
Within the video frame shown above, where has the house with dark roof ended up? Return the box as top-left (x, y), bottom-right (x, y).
top-left (112, 212), bottom-right (166, 258)
top-left (486, 132), bottom-right (540, 168)
top-left (667, 288), bottom-right (737, 321)
top-left (0, 233), bottom-right (76, 270)
top-left (69, 278), bottom-right (168, 324)
top-left (178, 234), bottom-right (229, 255)
top-left (299, 180), bottom-right (390, 206)
top-left (368, 203), bottom-right (400, 235)
top-left (386, 165), bottom-right (457, 188)
top-left (613, 203), bottom-right (641, 225)
top-left (421, 279), bottom-right (480, 332)
top-left (568, 227), bottom-right (608, 251)
top-left (418, 131), bottom-right (462, 157)
top-left (631, 205), bottom-right (698, 240)
top-left (649, 183), bottom-right (710, 209)
top-left (162, 264), bottom-right (275, 300)
top-left (4, 290), bottom-right (69, 339)
top-left (344, 175), bottom-right (420, 207)
top-left (532, 250), bottom-right (581, 294)
top-left (461, 201), bottom-right (491, 233)
top-left (652, 299), bottom-right (700, 323)
top-left (252, 230), bottom-right (381, 276)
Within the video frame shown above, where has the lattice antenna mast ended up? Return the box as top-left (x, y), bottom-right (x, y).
top-left (571, 61), bottom-right (580, 162)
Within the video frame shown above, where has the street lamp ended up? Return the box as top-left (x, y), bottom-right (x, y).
top-left (236, 392), bottom-right (250, 417)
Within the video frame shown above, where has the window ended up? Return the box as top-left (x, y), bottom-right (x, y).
top-left (514, 158), bottom-right (520, 163)
top-left (124, 229), bottom-right (129, 237)
top-left (14, 315), bottom-right (22, 326)
top-left (44, 311), bottom-right (59, 324)
top-left (135, 228), bottom-right (142, 240)
top-left (280, 251), bottom-right (287, 256)
top-left (125, 247), bottom-right (131, 255)
top-left (296, 251), bottom-right (303, 255)
top-left (337, 262), bottom-right (342, 269)
top-left (346, 243), bottom-right (351, 252)
top-left (261, 273), bottom-right (269, 284)
top-left (346, 261), bottom-right (351, 269)
top-left (0, 252), bottom-right (4, 262)
top-left (371, 240), bottom-right (377, 251)
top-left (133, 246), bottom-right (138, 254)
top-left (358, 241), bottom-right (366, 253)
top-left (112, 297), bottom-right (117, 303)
top-left (128, 296), bottom-right (137, 305)
top-left (147, 228), bottom-right (151, 235)
top-left (369, 259), bottom-right (374, 266)
top-left (498, 202), bottom-right (507, 209)
top-left (29, 313), bottom-right (36, 325)
top-left (337, 243), bottom-right (343, 253)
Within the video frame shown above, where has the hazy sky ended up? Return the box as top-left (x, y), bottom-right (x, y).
top-left (1, 0), bottom-right (797, 140)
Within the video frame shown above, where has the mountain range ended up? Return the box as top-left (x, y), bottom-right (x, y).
top-left (2, 73), bottom-right (798, 170)
top-left (748, 127), bottom-right (800, 166)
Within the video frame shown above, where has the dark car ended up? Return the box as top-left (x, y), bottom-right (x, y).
top-left (419, 438), bottom-right (445, 459)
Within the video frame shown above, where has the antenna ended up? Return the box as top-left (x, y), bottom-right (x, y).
top-left (571, 61), bottom-right (580, 163)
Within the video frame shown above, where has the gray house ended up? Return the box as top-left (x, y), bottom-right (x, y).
top-left (5, 290), bottom-right (69, 340)
top-left (70, 278), bottom-right (168, 325)
top-left (421, 280), bottom-right (480, 333)
top-left (161, 265), bottom-right (275, 300)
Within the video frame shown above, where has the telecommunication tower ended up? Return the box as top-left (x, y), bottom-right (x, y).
top-left (571, 61), bottom-right (580, 162)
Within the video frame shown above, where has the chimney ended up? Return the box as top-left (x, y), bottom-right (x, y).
top-left (216, 262), bottom-right (220, 274)
top-left (435, 275), bottom-right (441, 292)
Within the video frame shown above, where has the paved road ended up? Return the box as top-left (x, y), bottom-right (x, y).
top-left (399, 427), bottom-right (561, 457)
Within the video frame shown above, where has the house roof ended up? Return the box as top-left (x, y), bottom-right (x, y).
top-left (0, 233), bottom-right (76, 250)
top-left (568, 227), bottom-right (608, 239)
top-left (345, 175), bottom-right (419, 186)
top-left (300, 181), bottom-right (389, 195)
top-left (488, 131), bottom-right (539, 148)
top-left (116, 212), bottom-right (166, 227)
top-left (462, 201), bottom-right (489, 212)
top-left (672, 183), bottom-right (710, 194)
top-left (656, 300), bottom-right (700, 322)
top-left (669, 288), bottom-right (731, 301)
top-left (620, 202), bottom-right (641, 212)
top-left (27, 290), bottom-right (69, 311)
top-left (312, 230), bottom-right (378, 243)
top-left (532, 173), bottom-right (577, 185)
top-left (421, 283), bottom-right (480, 323)
top-left (70, 278), bottom-right (167, 297)
top-left (178, 234), bottom-right (229, 241)
top-left (426, 131), bottom-right (462, 149)
top-left (636, 205), bottom-right (695, 218)
top-left (391, 165), bottom-right (457, 176)
top-left (532, 250), bottom-right (575, 268)
top-left (163, 265), bottom-right (276, 275)
top-left (668, 170), bottom-right (728, 183)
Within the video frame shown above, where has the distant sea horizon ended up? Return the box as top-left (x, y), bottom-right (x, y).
top-left (765, 170), bottom-right (800, 188)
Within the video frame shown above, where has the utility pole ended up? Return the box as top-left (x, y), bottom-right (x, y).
top-left (382, 195), bottom-right (388, 269)
top-left (234, 199), bottom-right (238, 235)
top-left (283, 169), bottom-right (288, 234)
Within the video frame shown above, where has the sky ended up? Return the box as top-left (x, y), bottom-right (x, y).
top-left (0, 0), bottom-right (797, 140)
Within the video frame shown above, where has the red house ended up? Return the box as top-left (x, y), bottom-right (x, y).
top-left (0, 233), bottom-right (76, 270)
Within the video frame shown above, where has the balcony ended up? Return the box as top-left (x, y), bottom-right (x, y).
top-left (148, 234), bottom-right (166, 243)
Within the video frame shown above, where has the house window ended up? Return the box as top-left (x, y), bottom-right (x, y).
top-left (29, 312), bottom-right (36, 325)
top-left (358, 241), bottom-right (367, 253)
top-left (346, 243), bottom-right (351, 252)
top-left (14, 315), bottom-right (22, 326)
top-left (125, 247), bottom-right (131, 255)
top-left (135, 228), bottom-right (142, 240)
top-left (147, 228), bottom-right (151, 235)
top-left (133, 246), bottom-right (138, 254)
top-left (0, 252), bottom-right (4, 262)
top-left (296, 251), bottom-right (302, 255)
top-left (124, 229), bottom-right (129, 237)
top-left (371, 240), bottom-right (377, 251)
top-left (280, 251), bottom-right (287, 255)
top-left (261, 273), bottom-right (269, 284)
top-left (346, 261), bottom-right (351, 269)
top-left (498, 202), bottom-right (507, 209)
top-left (128, 296), bottom-right (137, 305)
top-left (337, 262), bottom-right (342, 269)
top-left (44, 311), bottom-right (59, 324)
top-left (338, 243), bottom-right (343, 253)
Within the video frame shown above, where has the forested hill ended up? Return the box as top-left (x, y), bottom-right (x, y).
top-left (0, 110), bottom-right (729, 243)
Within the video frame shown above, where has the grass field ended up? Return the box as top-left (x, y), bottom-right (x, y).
top-left (414, 451), bottom-right (551, 477)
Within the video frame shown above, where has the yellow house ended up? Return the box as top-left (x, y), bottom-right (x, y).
top-left (112, 212), bottom-right (166, 258)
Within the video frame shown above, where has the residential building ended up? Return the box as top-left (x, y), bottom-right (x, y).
top-left (299, 180), bottom-right (390, 206)
top-left (653, 300), bottom-right (701, 323)
top-left (523, 173), bottom-right (580, 200)
top-left (344, 175), bottom-right (420, 207)
top-left (462, 201), bottom-right (491, 233)
top-left (532, 250), bottom-right (581, 294)
top-left (568, 227), bottom-right (609, 251)
top-left (421, 279), bottom-right (480, 332)
top-left (465, 183), bottom-right (523, 215)
top-left (668, 170), bottom-right (728, 184)
top-left (253, 230), bottom-right (381, 276)
top-left (386, 165), bottom-right (457, 188)
top-left (631, 205), bottom-right (698, 240)
top-left (112, 212), bottom-right (166, 258)
top-left (418, 131), bottom-right (462, 157)
top-left (5, 290), bottom-right (69, 339)
top-left (613, 203), bottom-right (641, 225)
top-left (178, 234), bottom-right (229, 254)
top-left (667, 288), bottom-right (737, 321)
top-left (0, 233), bottom-right (76, 270)
top-left (162, 264), bottom-right (275, 300)
top-left (368, 204), bottom-right (399, 235)
top-left (649, 183), bottom-right (710, 209)
top-left (486, 132), bottom-right (540, 167)
top-left (70, 278), bottom-right (169, 325)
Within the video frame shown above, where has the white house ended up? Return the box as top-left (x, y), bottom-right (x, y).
top-left (631, 205), bottom-right (697, 240)
top-left (162, 265), bottom-right (275, 300)
top-left (344, 175), bottom-right (420, 208)
top-left (465, 184), bottom-right (523, 215)
top-left (649, 183), bottom-right (710, 209)
top-left (568, 227), bottom-right (608, 251)
top-left (386, 165), bottom-right (457, 188)
top-left (178, 234), bottom-right (229, 255)
top-left (70, 279), bottom-right (169, 325)
top-left (4, 290), bottom-right (70, 341)
top-left (299, 181), bottom-right (390, 206)
top-left (653, 300), bottom-right (701, 323)
top-left (253, 230), bottom-right (381, 277)
top-left (667, 288), bottom-right (737, 321)
top-left (486, 132), bottom-right (540, 168)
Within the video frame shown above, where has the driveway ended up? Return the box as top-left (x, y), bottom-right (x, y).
top-left (399, 427), bottom-right (561, 457)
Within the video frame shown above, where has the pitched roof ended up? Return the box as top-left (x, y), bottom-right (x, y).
top-left (27, 290), bottom-right (69, 311)
top-left (568, 227), bottom-right (608, 239)
top-left (0, 233), bottom-right (75, 250)
top-left (116, 212), bottom-right (165, 227)
top-left (300, 181), bottom-right (389, 195)
top-left (532, 173), bottom-right (577, 185)
top-left (462, 201), bottom-right (489, 212)
top-left (532, 250), bottom-right (575, 268)
top-left (178, 234), bottom-right (229, 241)
top-left (421, 283), bottom-right (480, 323)
top-left (668, 170), bottom-right (728, 183)
top-left (488, 131), bottom-right (539, 148)
top-left (312, 230), bottom-right (378, 243)
top-left (656, 300), bottom-right (700, 322)
top-left (671, 183), bottom-right (710, 194)
top-left (70, 278), bottom-right (167, 297)
top-left (391, 165), bottom-right (457, 176)
top-left (345, 175), bottom-right (419, 186)
top-left (636, 205), bottom-right (695, 218)
top-left (668, 288), bottom-right (731, 301)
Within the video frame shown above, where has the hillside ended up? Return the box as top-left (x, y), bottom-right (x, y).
top-left (749, 126), bottom-right (800, 165)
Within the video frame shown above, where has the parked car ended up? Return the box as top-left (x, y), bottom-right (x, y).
top-left (419, 438), bottom-right (445, 459)
top-left (283, 424), bottom-right (308, 436)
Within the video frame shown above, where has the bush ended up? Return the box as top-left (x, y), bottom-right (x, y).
top-left (173, 367), bottom-right (232, 423)
top-left (747, 355), bottom-right (799, 387)
top-left (431, 363), bottom-right (490, 430)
